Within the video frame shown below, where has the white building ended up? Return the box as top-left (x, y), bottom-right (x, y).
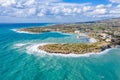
top-left (74, 30), bottom-right (80, 34)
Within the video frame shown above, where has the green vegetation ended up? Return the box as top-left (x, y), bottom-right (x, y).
top-left (18, 18), bottom-right (120, 54)
top-left (19, 18), bottom-right (120, 36)
top-left (39, 42), bottom-right (110, 54)
top-left (20, 28), bottom-right (50, 33)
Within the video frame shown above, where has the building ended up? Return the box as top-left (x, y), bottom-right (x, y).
top-left (105, 38), bottom-right (112, 42)
top-left (99, 33), bottom-right (108, 39)
top-left (74, 30), bottom-right (80, 34)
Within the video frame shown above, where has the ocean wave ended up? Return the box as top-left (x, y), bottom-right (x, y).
top-left (26, 43), bottom-right (48, 54)
top-left (11, 29), bottom-right (38, 34)
top-left (13, 43), bottom-right (29, 49)
top-left (14, 43), bottom-right (26, 47)
top-left (25, 43), bottom-right (112, 57)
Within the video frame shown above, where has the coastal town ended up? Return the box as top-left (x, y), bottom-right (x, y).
top-left (75, 30), bottom-right (114, 43)
top-left (16, 18), bottom-right (120, 54)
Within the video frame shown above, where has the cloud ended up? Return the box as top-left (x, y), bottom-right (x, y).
top-left (0, 0), bottom-right (120, 22)
top-left (28, 8), bottom-right (36, 15)
top-left (109, 4), bottom-right (120, 14)
top-left (24, 0), bottom-right (35, 6)
top-left (37, 9), bottom-right (46, 17)
top-left (89, 8), bottom-right (107, 15)
top-left (109, 0), bottom-right (120, 3)
top-left (0, 0), bottom-right (16, 7)
top-left (83, 4), bottom-right (112, 17)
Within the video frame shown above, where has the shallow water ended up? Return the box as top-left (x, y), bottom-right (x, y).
top-left (0, 23), bottom-right (120, 80)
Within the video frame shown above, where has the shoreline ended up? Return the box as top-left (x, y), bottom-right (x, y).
top-left (11, 29), bottom-right (39, 34)
top-left (11, 27), bottom-right (119, 56)
top-left (11, 28), bottom-right (97, 43)
top-left (11, 29), bottom-right (73, 35)
top-left (25, 43), bottom-right (113, 57)
top-left (39, 42), bottom-right (112, 55)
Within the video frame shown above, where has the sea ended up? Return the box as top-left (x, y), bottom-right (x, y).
top-left (0, 23), bottom-right (120, 80)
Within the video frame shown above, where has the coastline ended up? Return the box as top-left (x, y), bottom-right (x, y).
top-left (25, 43), bottom-right (112, 57)
top-left (1, 20), bottom-right (120, 80)
top-left (11, 28), bottom-right (73, 35)
top-left (39, 42), bottom-right (112, 54)
top-left (11, 28), bottom-right (97, 43)
top-left (11, 29), bottom-right (39, 34)
top-left (12, 28), bottom-right (108, 55)
top-left (11, 26), bottom-right (119, 56)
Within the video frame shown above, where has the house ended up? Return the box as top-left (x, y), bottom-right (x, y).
top-left (75, 30), bottom-right (87, 39)
top-left (74, 30), bottom-right (80, 34)
top-left (99, 33), bottom-right (108, 39)
top-left (105, 38), bottom-right (112, 42)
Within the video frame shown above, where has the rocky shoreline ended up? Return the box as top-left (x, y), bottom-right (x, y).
top-left (13, 28), bottom-right (119, 54)
top-left (38, 42), bottom-right (113, 54)
top-left (13, 19), bottom-right (120, 55)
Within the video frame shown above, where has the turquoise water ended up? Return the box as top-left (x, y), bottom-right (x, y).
top-left (0, 23), bottom-right (120, 80)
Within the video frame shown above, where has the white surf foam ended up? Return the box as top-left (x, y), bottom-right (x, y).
top-left (26, 43), bottom-right (47, 54)
top-left (13, 43), bottom-right (30, 49)
top-left (14, 43), bottom-right (26, 47)
top-left (51, 31), bottom-right (73, 35)
top-left (11, 29), bottom-right (38, 34)
top-left (25, 43), bottom-right (112, 57)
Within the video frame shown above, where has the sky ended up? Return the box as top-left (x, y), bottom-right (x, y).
top-left (0, 0), bottom-right (120, 23)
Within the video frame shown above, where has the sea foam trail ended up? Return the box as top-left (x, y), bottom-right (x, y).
top-left (11, 29), bottom-right (38, 34)
top-left (14, 43), bottom-right (26, 47)
top-left (25, 43), bottom-right (112, 57)
top-left (13, 43), bottom-right (31, 48)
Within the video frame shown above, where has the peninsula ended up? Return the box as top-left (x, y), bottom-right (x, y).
top-left (16, 18), bottom-right (120, 54)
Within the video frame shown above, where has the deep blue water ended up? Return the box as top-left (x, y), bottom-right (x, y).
top-left (0, 23), bottom-right (120, 80)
